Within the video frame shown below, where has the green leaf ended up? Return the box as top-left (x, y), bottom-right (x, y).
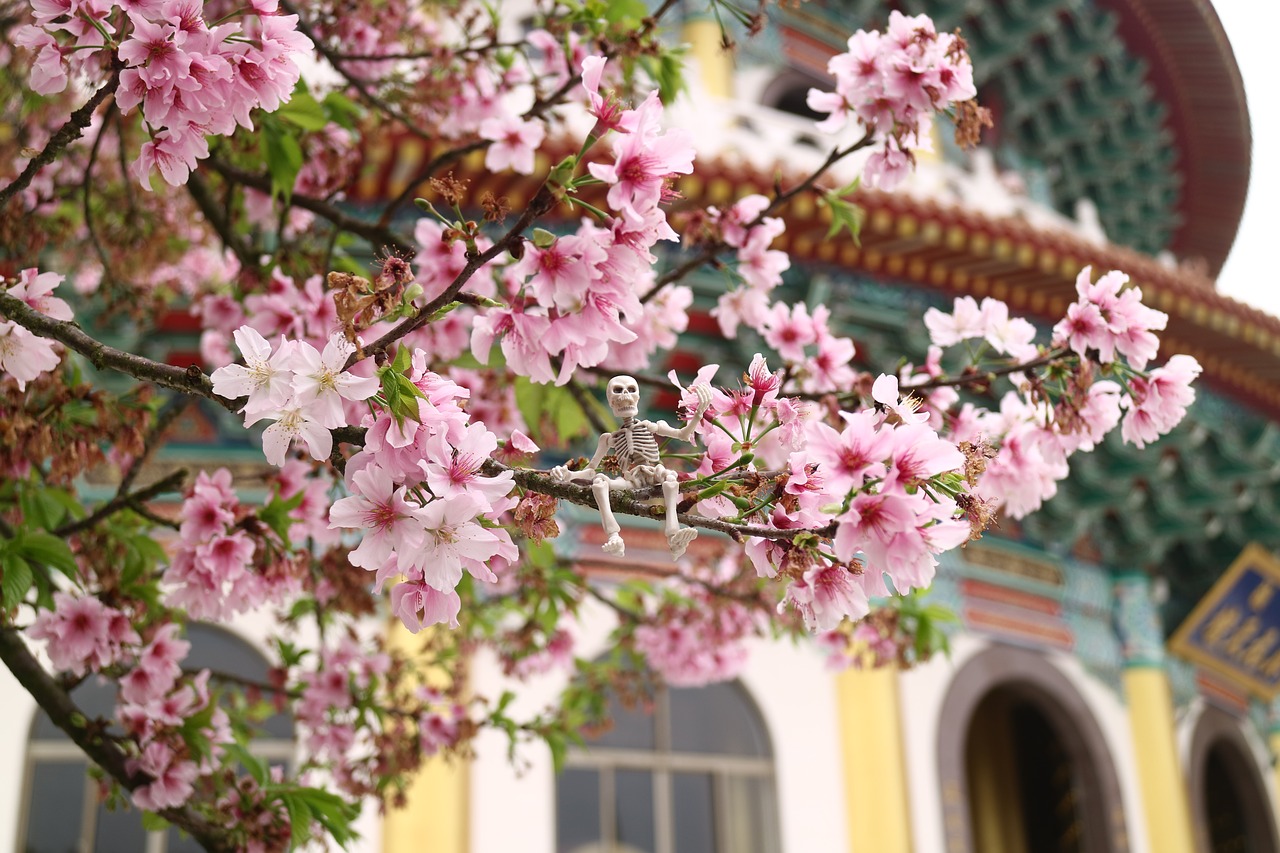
top-left (322, 91), bottom-right (363, 130)
top-left (546, 729), bottom-right (568, 773)
top-left (820, 192), bottom-right (865, 243)
top-left (1, 553), bottom-right (34, 610)
top-left (263, 122), bottom-right (304, 201)
top-left (278, 91), bottom-right (329, 131)
top-left (225, 742), bottom-right (269, 786)
top-left (281, 792), bottom-right (311, 848)
top-left (16, 531), bottom-right (79, 579)
top-left (259, 489), bottom-right (307, 542)
top-left (638, 49), bottom-right (687, 104)
top-left (391, 344), bottom-right (413, 375)
top-left (19, 486), bottom-right (66, 530)
top-left (605, 0), bottom-right (647, 22)
top-left (513, 378), bottom-right (590, 445)
top-left (140, 812), bottom-right (170, 832)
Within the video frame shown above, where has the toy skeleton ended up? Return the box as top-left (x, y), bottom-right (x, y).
top-left (550, 376), bottom-right (712, 560)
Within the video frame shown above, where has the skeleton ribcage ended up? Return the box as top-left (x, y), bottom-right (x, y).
top-left (615, 421), bottom-right (660, 468)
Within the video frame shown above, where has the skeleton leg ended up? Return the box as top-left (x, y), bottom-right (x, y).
top-left (591, 474), bottom-right (628, 557)
top-left (661, 469), bottom-right (697, 560)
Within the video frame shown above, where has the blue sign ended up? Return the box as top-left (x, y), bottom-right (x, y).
top-left (1170, 543), bottom-right (1280, 699)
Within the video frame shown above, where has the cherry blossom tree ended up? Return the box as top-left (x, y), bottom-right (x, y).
top-left (0, 0), bottom-right (1199, 848)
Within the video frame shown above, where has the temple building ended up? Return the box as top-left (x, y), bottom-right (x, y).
top-left (362, 1), bottom-right (1275, 852)
top-left (5, 1), bottom-right (1277, 852)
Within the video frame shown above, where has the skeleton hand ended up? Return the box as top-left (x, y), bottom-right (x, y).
top-left (550, 465), bottom-right (591, 485)
top-left (691, 383), bottom-right (713, 419)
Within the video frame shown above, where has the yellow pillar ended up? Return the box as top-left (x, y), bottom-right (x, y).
top-left (835, 666), bottom-right (913, 853)
top-left (681, 17), bottom-right (733, 99)
top-left (1123, 669), bottom-right (1195, 853)
top-left (382, 622), bottom-right (469, 853)
top-left (1271, 730), bottom-right (1280, 820)
top-left (1114, 573), bottom-right (1195, 853)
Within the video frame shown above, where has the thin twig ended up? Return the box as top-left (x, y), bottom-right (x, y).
top-left (900, 348), bottom-right (1070, 394)
top-left (55, 470), bottom-right (188, 537)
top-left (0, 67), bottom-right (122, 209)
top-left (377, 0), bottom-right (682, 225)
top-left (205, 158), bottom-right (413, 253)
top-left (82, 104), bottom-right (121, 288)
top-left (187, 172), bottom-right (257, 270)
top-left (639, 133), bottom-right (873, 303)
top-left (118, 397), bottom-right (193, 493)
top-left (281, 0), bottom-right (431, 142)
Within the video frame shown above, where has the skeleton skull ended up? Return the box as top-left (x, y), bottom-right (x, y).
top-left (606, 375), bottom-right (640, 418)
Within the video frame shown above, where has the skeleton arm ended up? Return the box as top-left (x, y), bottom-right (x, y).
top-left (641, 384), bottom-right (713, 445)
top-left (549, 433), bottom-right (613, 484)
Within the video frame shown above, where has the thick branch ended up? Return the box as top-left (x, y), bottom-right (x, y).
top-left (0, 628), bottom-right (235, 851)
top-left (0, 293), bottom-right (236, 414)
top-left (0, 69), bottom-right (121, 209)
top-left (482, 459), bottom-right (832, 542)
top-left (330, 425), bottom-right (824, 541)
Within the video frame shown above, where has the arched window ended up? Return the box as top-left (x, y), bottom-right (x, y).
top-left (555, 680), bottom-right (781, 853)
top-left (17, 623), bottom-right (294, 853)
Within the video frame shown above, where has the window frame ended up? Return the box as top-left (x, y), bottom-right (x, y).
top-left (558, 682), bottom-right (781, 853)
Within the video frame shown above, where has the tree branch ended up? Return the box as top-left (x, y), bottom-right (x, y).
top-left (187, 172), bottom-right (257, 271)
top-left (0, 293), bottom-right (237, 414)
top-left (118, 397), bottom-right (193, 493)
top-left (639, 133), bottom-right (873, 303)
top-left (204, 158), bottom-right (413, 254)
top-left (0, 68), bottom-right (121, 209)
top-left (281, 0), bottom-right (432, 143)
top-left (55, 469), bottom-right (187, 537)
top-left (0, 628), bottom-right (235, 851)
top-left (899, 347), bottom-right (1070, 394)
top-left (483, 459), bottom-right (833, 542)
top-left (348, 184), bottom-right (556, 367)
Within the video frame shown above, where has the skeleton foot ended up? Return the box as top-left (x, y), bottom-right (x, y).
top-left (603, 533), bottom-right (625, 557)
top-left (667, 527), bottom-right (697, 560)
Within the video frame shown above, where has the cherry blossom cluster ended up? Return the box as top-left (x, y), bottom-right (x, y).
top-left (116, 629), bottom-right (232, 812)
top-left (328, 355), bottom-right (519, 633)
top-left (919, 268), bottom-right (1200, 518)
top-left (211, 326), bottom-right (379, 466)
top-left (807, 11), bottom-right (978, 189)
top-left (1053, 267), bottom-right (1167, 369)
top-left (657, 357), bottom-right (968, 633)
top-left (469, 58), bottom-right (696, 384)
top-left (707, 194), bottom-right (793, 338)
top-left (27, 594), bottom-right (226, 811)
top-left (200, 269), bottom-right (338, 368)
top-left (0, 268), bottom-right (70, 390)
top-left (292, 639), bottom-right (389, 792)
top-left (16, 0), bottom-right (312, 188)
top-left (924, 295), bottom-right (1038, 361)
top-left (28, 591), bottom-right (139, 673)
top-left (168, 468), bottom-right (299, 619)
top-left (633, 578), bottom-right (758, 687)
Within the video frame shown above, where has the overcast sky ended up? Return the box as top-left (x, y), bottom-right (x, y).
top-left (1209, 0), bottom-right (1280, 316)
